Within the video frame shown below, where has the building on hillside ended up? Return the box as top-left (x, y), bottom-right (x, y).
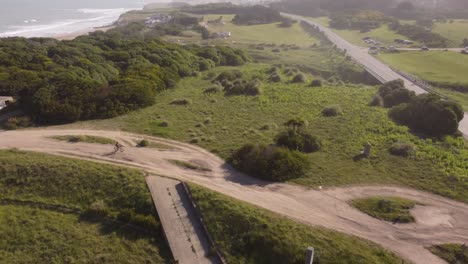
top-left (145, 14), bottom-right (172, 27)
top-left (211, 32), bottom-right (231, 39)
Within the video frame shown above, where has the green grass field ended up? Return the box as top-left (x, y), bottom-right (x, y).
top-left (351, 196), bottom-right (418, 223)
top-left (433, 20), bottom-right (468, 47)
top-left (188, 183), bottom-right (408, 264)
top-left (0, 149), bottom-right (171, 263)
top-left (197, 15), bottom-right (319, 47)
top-left (429, 244), bottom-right (468, 263)
top-left (377, 51), bottom-right (468, 108)
top-left (73, 64), bottom-right (468, 203)
top-left (0, 205), bottom-right (166, 264)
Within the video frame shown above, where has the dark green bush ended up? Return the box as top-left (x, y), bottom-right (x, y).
top-left (170, 98), bottom-right (192, 105)
top-left (292, 73), bottom-right (306, 83)
top-left (269, 74), bottom-right (282, 82)
top-left (369, 94), bottom-right (384, 107)
top-left (322, 105), bottom-right (343, 117)
top-left (389, 94), bottom-right (463, 136)
top-left (377, 80), bottom-right (415, 108)
top-left (389, 141), bottom-right (416, 157)
top-left (204, 85), bottom-right (223, 94)
top-left (229, 143), bottom-right (310, 181)
top-left (276, 129), bottom-right (322, 153)
top-left (137, 139), bottom-right (150, 147)
top-left (310, 79), bottom-right (322, 87)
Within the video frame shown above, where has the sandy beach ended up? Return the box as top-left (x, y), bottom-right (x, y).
top-left (55, 25), bottom-right (116, 41)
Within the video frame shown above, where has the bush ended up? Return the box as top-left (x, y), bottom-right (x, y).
top-left (389, 141), bottom-right (416, 157)
top-left (159, 120), bottom-right (170, 127)
top-left (87, 200), bottom-right (109, 217)
top-left (310, 79), bottom-right (322, 87)
top-left (377, 80), bottom-right (415, 108)
top-left (275, 129), bottom-right (322, 153)
top-left (389, 94), bottom-right (463, 136)
top-left (292, 73), bottom-right (306, 83)
top-left (269, 74), bottom-right (282, 82)
top-left (137, 139), bottom-right (150, 147)
top-left (204, 85), bottom-right (223, 94)
top-left (170, 98), bottom-right (192, 105)
top-left (229, 143), bottom-right (310, 181)
top-left (322, 105), bottom-right (343, 117)
top-left (369, 94), bottom-right (384, 107)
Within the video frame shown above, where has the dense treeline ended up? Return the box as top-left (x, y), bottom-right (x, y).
top-left (329, 10), bottom-right (389, 32)
top-left (273, 0), bottom-right (468, 19)
top-left (0, 27), bottom-right (249, 125)
top-left (183, 3), bottom-right (282, 25)
top-left (389, 22), bottom-right (448, 47)
top-left (232, 6), bottom-right (282, 25)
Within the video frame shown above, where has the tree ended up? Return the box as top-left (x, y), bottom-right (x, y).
top-left (462, 38), bottom-right (468, 47)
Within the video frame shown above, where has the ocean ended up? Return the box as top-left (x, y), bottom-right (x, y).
top-left (0, 0), bottom-right (149, 38)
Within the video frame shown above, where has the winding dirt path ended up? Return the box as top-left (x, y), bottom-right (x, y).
top-left (1, 129), bottom-right (467, 264)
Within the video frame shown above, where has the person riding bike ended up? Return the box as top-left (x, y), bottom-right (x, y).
top-left (114, 142), bottom-right (124, 152)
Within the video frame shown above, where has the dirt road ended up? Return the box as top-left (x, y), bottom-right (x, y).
top-left (1, 129), bottom-right (467, 264)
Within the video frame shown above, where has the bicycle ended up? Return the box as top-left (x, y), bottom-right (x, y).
top-left (114, 144), bottom-right (124, 153)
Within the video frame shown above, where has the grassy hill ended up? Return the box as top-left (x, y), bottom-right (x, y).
top-left (0, 149), bottom-right (171, 263)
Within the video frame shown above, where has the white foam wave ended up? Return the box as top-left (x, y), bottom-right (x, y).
top-left (0, 8), bottom-right (131, 38)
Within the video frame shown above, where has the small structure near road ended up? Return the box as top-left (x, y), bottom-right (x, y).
top-left (363, 142), bottom-right (371, 158)
top-left (144, 13), bottom-right (172, 27)
top-left (211, 31), bottom-right (231, 39)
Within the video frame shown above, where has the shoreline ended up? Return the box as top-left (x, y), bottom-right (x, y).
top-left (55, 25), bottom-right (116, 41)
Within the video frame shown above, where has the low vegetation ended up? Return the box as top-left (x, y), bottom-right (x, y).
top-left (51, 135), bottom-right (115, 145)
top-left (429, 244), bottom-right (468, 264)
top-left (188, 184), bottom-right (408, 264)
top-left (0, 149), bottom-right (170, 262)
top-left (351, 196), bottom-right (418, 223)
top-left (229, 143), bottom-right (310, 182)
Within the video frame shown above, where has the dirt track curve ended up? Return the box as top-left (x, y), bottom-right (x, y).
top-left (1, 129), bottom-right (467, 264)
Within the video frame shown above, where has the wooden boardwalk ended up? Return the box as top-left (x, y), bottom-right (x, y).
top-left (146, 176), bottom-right (219, 264)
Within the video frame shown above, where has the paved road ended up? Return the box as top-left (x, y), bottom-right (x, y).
top-left (284, 14), bottom-right (468, 137)
top-left (2, 129), bottom-right (468, 264)
top-left (146, 176), bottom-right (218, 264)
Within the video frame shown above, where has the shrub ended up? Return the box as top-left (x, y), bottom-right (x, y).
top-left (377, 80), bottom-right (415, 108)
top-left (310, 79), bottom-right (322, 87)
top-left (159, 120), bottom-right (170, 127)
top-left (292, 73), bottom-right (306, 83)
top-left (137, 139), bottom-right (150, 147)
top-left (389, 141), bottom-right (416, 157)
top-left (369, 94), bottom-right (384, 107)
top-left (389, 94), bottom-right (463, 136)
top-left (270, 74), bottom-right (282, 82)
top-left (204, 85), bottom-right (223, 94)
top-left (322, 105), bottom-right (343, 117)
top-left (275, 129), bottom-right (322, 153)
top-left (229, 143), bottom-right (310, 181)
top-left (170, 98), bottom-right (192, 105)
top-left (87, 200), bottom-right (109, 217)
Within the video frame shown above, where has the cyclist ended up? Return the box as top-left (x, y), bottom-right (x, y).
top-left (114, 142), bottom-right (124, 152)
